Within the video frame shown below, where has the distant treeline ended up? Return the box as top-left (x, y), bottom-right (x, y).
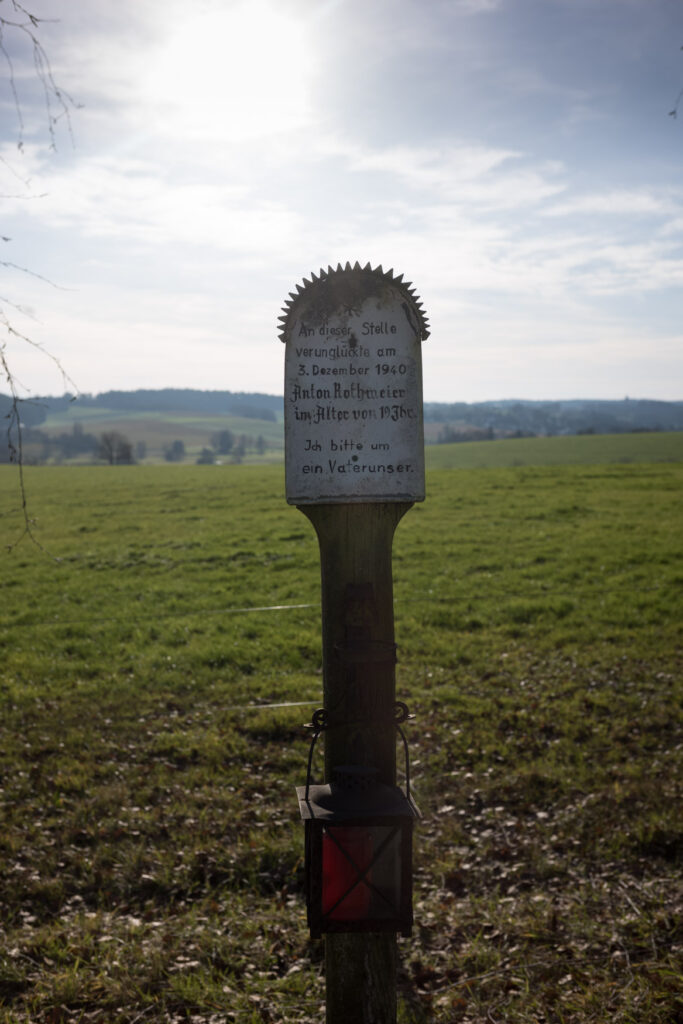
top-left (425, 398), bottom-right (683, 441)
top-left (3, 391), bottom-right (683, 442)
top-left (0, 421), bottom-right (270, 466)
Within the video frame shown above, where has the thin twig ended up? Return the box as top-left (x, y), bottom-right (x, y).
top-left (1, 314), bottom-right (78, 392)
top-left (1, 259), bottom-right (72, 288)
top-left (0, 6), bottom-right (79, 149)
top-left (0, 344), bottom-right (61, 556)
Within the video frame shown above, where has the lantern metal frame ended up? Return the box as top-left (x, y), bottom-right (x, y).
top-left (296, 704), bottom-right (420, 939)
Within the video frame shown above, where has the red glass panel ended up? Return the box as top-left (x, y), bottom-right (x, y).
top-left (322, 826), bottom-right (372, 920)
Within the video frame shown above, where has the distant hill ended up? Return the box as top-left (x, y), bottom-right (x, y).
top-left (0, 390), bottom-right (284, 465)
top-left (2, 391), bottom-right (682, 465)
top-left (32, 388), bottom-right (282, 422)
top-left (423, 398), bottom-right (683, 441)
top-left (5, 390), bottom-right (682, 435)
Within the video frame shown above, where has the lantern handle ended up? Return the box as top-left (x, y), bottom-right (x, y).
top-left (304, 703), bottom-right (415, 803)
top-left (394, 701), bottom-right (415, 804)
top-left (303, 707), bottom-right (328, 802)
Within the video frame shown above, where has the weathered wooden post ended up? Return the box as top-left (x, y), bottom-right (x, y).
top-left (280, 262), bottom-right (429, 1023)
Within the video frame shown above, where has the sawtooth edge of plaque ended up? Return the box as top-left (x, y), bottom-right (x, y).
top-left (277, 261), bottom-right (430, 344)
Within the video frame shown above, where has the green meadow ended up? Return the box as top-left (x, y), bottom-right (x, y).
top-left (0, 440), bottom-right (681, 1023)
top-left (425, 429), bottom-right (683, 469)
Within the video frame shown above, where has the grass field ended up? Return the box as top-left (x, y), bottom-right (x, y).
top-left (425, 430), bottom-right (683, 469)
top-left (0, 443), bottom-right (681, 1022)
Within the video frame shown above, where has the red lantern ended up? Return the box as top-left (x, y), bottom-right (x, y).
top-left (323, 826), bottom-right (373, 919)
top-left (296, 763), bottom-right (420, 938)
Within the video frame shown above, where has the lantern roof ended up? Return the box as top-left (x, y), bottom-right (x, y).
top-left (296, 777), bottom-right (420, 822)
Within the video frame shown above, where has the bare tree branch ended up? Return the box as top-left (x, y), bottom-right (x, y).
top-left (1, 342), bottom-right (56, 554)
top-left (0, 1), bottom-right (80, 149)
top-left (1, 2), bottom-right (80, 550)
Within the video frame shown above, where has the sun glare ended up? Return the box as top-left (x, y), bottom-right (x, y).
top-left (147, 2), bottom-right (314, 142)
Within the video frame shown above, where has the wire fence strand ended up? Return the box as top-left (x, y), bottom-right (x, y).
top-left (0, 578), bottom-right (673, 634)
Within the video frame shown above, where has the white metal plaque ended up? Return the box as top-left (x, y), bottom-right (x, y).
top-left (279, 264), bottom-right (429, 505)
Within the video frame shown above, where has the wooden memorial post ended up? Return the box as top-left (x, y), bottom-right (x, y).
top-left (280, 262), bottom-right (429, 1024)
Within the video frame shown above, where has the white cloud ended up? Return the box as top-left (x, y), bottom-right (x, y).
top-left (332, 139), bottom-right (566, 208)
top-left (543, 189), bottom-right (680, 218)
top-left (447, 0), bottom-right (503, 12)
top-left (2, 0), bottom-right (682, 402)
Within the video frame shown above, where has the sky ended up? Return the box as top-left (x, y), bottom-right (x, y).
top-left (1, 0), bottom-right (682, 403)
